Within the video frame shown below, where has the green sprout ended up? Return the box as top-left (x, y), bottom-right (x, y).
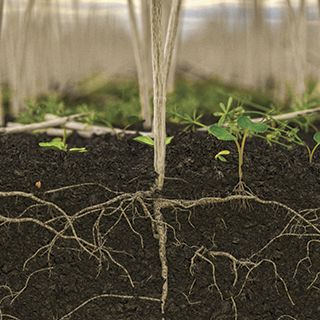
top-left (305, 132), bottom-right (320, 163)
top-left (169, 109), bottom-right (204, 132)
top-left (215, 150), bottom-right (230, 162)
top-left (174, 97), bottom-right (301, 192)
top-left (39, 128), bottom-right (87, 153)
top-left (209, 115), bottom-right (268, 190)
top-left (133, 135), bottom-right (174, 147)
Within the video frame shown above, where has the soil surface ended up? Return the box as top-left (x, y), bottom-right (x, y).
top-left (0, 131), bottom-right (319, 320)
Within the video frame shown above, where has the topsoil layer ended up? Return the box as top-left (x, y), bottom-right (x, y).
top-left (0, 131), bottom-right (319, 320)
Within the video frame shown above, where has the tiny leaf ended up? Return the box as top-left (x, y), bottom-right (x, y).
top-left (313, 132), bottom-right (320, 144)
top-left (215, 150), bottom-right (230, 162)
top-left (226, 97), bottom-right (233, 110)
top-left (219, 102), bottom-right (226, 112)
top-left (237, 116), bottom-right (253, 130)
top-left (166, 136), bottom-right (174, 145)
top-left (208, 124), bottom-right (236, 141)
top-left (217, 155), bottom-right (227, 162)
top-left (133, 136), bottom-right (154, 146)
top-left (253, 122), bottom-right (269, 133)
top-left (39, 138), bottom-right (67, 151)
top-left (217, 150), bottom-right (230, 156)
top-left (237, 116), bottom-right (268, 133)
top-left (134, 135), bottom-right (174, 147)
top-left (69, 147), bottom-right (88, 153)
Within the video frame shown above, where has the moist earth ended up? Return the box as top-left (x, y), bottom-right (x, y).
top-left (0, 132), bottom-right (319, 320)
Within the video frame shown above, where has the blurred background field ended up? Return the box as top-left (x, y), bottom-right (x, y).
top-left (1, 0), bottom-right (320, 127)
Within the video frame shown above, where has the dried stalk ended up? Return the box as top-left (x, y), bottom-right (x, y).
top-left (10, 0), bottom-right (36, 116)
top-left (127, 0), bottom-right (152, 129)
top-left (4, 105), bottom-right (320, 137)
top-left (151, 0), bottom-right (166, 190)
top-left (163, 0), bottom-right (183, 89)
top-left (0, 0), bottom-right (4, 125)
top-left (141, 0), bottom-right (153, 85)
top-left (151, 0), bottom-right (182, 190)
top-left (286, 0), bottom-right (307, 96)
top-left (0, 114), bottom-right (85, 134)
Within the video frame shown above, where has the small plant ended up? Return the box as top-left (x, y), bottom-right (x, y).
top-left (214, 150), bottom-right (230, 162)
top-left (39, 128), bottom-right (87, 153)
top-left (209, 114), bottom-right (268, 193)
top-left (305, 132), bottom-right (320, 163)
top-left (169, 109), bottom-right (204, 132)
top-left (133, 135), bottom-right (173, 147)
top-left (174, 97), bottom-right (301, 194)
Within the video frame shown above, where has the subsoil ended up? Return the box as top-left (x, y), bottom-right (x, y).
top-left (0, 131), bottom-right (319, 320)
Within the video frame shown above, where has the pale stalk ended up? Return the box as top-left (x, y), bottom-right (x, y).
top-left (163, 0), bottom-right (183, 89)
top-left (0, 0), bottom-right (4, 125)
top-left (127, 0), bottom-right (152, 129)
top-left (151, 0), bottom-right (183, 190)
top-left (151, 0), bottom-right (166, 190)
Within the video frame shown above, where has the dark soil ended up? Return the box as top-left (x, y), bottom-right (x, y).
top-left (0, 132), bottom-right (319, 320)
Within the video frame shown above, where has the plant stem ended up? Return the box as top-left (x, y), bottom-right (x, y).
top-left (309, 143), bottom-right (320, 163)
top-left (235, 130), bottom-right (249, 183)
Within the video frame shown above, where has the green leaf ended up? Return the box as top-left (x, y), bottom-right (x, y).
top-left (217, 155), bottom-right (227, 162)
top-left (215, 150), bottom-right (230, 162)
top-left (313, 132), bottom-right (320, 144)
top-left (237, 116), bottom-right (251, 129)
top-left (219, 102), bottom-right (226, 112)
top-left (237, 116), bottom-right (268, 133)
top-left (166, 136), bottom-right (174, 145)
top-left (69, 147), bottom-right (88, 153)
top-left (133, 135), bottom-right (174, 147)
top-left (208, 124), bottom-right (236, 141)
top-left (226, 97), bottom-right (233, 110)
top-left (39, 138), bottom-right (67, 151)
top-left (133, 136), bottom-right (154, 146)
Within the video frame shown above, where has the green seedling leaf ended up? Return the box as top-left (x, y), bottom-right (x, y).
top-left (313, 132), bottom-right (320, 144)
top-left (215, 150), bottom-right (230, 162)
top-left (39, 136), bottom-right (87, 153)
top-left (219, 102), bottom-right (226, 113)
top-left (226, 97), bottom-right (233, 110)
top-left (69, 147), bottom-right (88, 153)
top-left (208, 124), bottom-right (236, 141)
top-left (133, 135), bottom-right (154, 146)
top-left (237, 116), bottom-right (268, 133)
top-left (166, 136), bottom-right (174, 145)
top-left (133, 135), bottom-right (174, 147)
top-left (39, 138), bottom-right (67, 152)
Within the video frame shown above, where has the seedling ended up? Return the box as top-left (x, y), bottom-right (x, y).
top-left (215, 150), bottom-right (230, 162)
top-left (169, 109), bottom-right (205, 132)
top-left (133, 135), bottom-right (174, 147)
top-left (176, 97), bottom-right (300, 193)
top-left (305, 132), bottom-right (320, 163)
top-left (39, 128), bottom-right (87, 153)
top-left (209, 115), bottom-right (268, 192)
